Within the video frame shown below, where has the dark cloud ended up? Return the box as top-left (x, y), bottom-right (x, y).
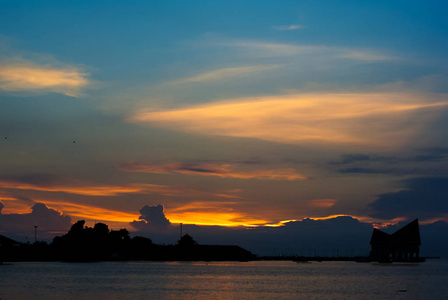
top-left (0, 201), bottom-right (72, 239)
top-left (179, 166), bottom-right (217, 174)
top-left (132, 215), bottom-right (374, 256)
top-left (333, 148), bottom-right (448, 175)
top-left (413, 148), bottom-right (448, 162)
top-left (335, 154), bottom-right (372, 164)
top-left (369, 177), bottom-right (448, 220)
top-left (420, 221), bottom-right (448, 257)
top-left (338, 167), bottom-right (396, 174)
top-left (0, 173), bottom-right (63, 186)
top-left (337, 148), bottom-right (448, 165)
top-left (332, 153), bottom-right (398, 174)
top-left (130, 204), bottom-right (171, 231)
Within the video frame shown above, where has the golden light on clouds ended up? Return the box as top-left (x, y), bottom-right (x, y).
top-left (0, 197), bottom-right (31, 214)
top-left (119, 162), bottom-right (306, 181)
top-left (130, 93), bottom-right (448, 148)
top-left (0, 63), bottom-right (88, 97)
top-left (43, 200), bottom-right (138, 224)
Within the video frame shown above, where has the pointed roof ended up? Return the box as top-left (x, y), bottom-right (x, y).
top-left (391, 219), bottom-right (421, 245)
top-left (370, 219), bottom-right (421, 246)
top-left (370, 228), bottom-right (391, 245)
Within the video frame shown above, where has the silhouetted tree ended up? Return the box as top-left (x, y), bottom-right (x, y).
top-left (177, 234), bottom-right (198, 247)
top-left (93, 223), bottom-right (109, 236)
top-left (68, 220), bottom-right (85, 235)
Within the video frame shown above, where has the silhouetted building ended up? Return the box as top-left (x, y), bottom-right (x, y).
top-left (0, 234), bottom-right (20, 248)
top-left (0, 234), bottom-right (21, 263)
top-left (370, 219), bottom-right (423, 262)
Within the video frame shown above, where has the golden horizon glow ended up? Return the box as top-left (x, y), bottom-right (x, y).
top-left (1, 198), bottom-right (444, 229)
top-left (129, 92), bottom-right (448, 148)
top-left (167, 201), bottom-right (270, 227)
top-left (119, 162), bottom-right (306, 181)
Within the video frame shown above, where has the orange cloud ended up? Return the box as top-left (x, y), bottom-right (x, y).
top-left (0, 198), bottom-right (137, 227)
top-left (0, 180), bottom-right (240, 199)
top-left (309, 199), bottom-right (337, 208)
top-left (0, 61), bottom-right (89, 97)
top-left (0, 197), bottom-right (31, 214)
top-left (119, 162), bottom-right (306, 181)
top-left (42, 200), bottom-right (138, 224)
top-left (129, 93), bottom-right (448, 149)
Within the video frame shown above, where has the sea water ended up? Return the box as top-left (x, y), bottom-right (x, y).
top-left (1, 260), bottom-right (447, 299)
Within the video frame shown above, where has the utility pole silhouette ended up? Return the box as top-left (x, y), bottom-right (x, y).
top-left (34, 225), bottom-right (38, 243)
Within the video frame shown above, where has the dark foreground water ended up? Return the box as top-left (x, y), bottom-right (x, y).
top-left (1, 260), bottom-right (447, 299)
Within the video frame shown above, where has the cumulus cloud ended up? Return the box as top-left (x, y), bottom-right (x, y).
top-left (0, 59), bottom-right (89, 97)
top-left (119, 162), bottom-right (306, 181)
top-left (0, 201), bottom-right (72, 233)
top-left (130, 204), bottom-right (171, 231)
top-left (369, 177), bottom-right (448, 220)
top-left (129, 93), bottom-right (448, 149)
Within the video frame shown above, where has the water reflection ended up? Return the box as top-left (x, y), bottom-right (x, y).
top-left (0, 260), bottom-right (447, 299)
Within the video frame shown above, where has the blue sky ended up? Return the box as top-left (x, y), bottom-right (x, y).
top-left (1, 1), bottom-right (448, 255)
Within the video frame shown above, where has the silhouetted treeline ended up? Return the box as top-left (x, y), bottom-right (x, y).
top-left (0, 221), bottom-right (256, 262)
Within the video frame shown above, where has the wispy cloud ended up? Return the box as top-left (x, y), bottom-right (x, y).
top-left (0, 59), bottom-right (89, 97)
top-left (218, 40), bottom-right (395, 61)
top-left (338, 50), bottom-right (394, 61)
top-left (129, 92), bottom-right (448, 149)
top-left (229, 40), bottom-right (317, 57)
top-left (175, 65), bottom-right (279, 84)
top-left (273, 24), bottom-right (302, 31)
top-left (0, 179), bottom-right (240, 199)
top-left (119, 162), bottom-right (306, 181)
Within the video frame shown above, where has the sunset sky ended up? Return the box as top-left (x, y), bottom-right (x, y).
top-left (1, 1), bottom-right (448, 255)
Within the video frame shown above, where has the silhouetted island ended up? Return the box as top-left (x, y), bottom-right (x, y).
top-left (0, 220), bottom-right (256, 262)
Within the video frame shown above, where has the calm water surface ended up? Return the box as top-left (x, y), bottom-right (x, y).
top-left (1, 260), bottom-right (447, 299)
